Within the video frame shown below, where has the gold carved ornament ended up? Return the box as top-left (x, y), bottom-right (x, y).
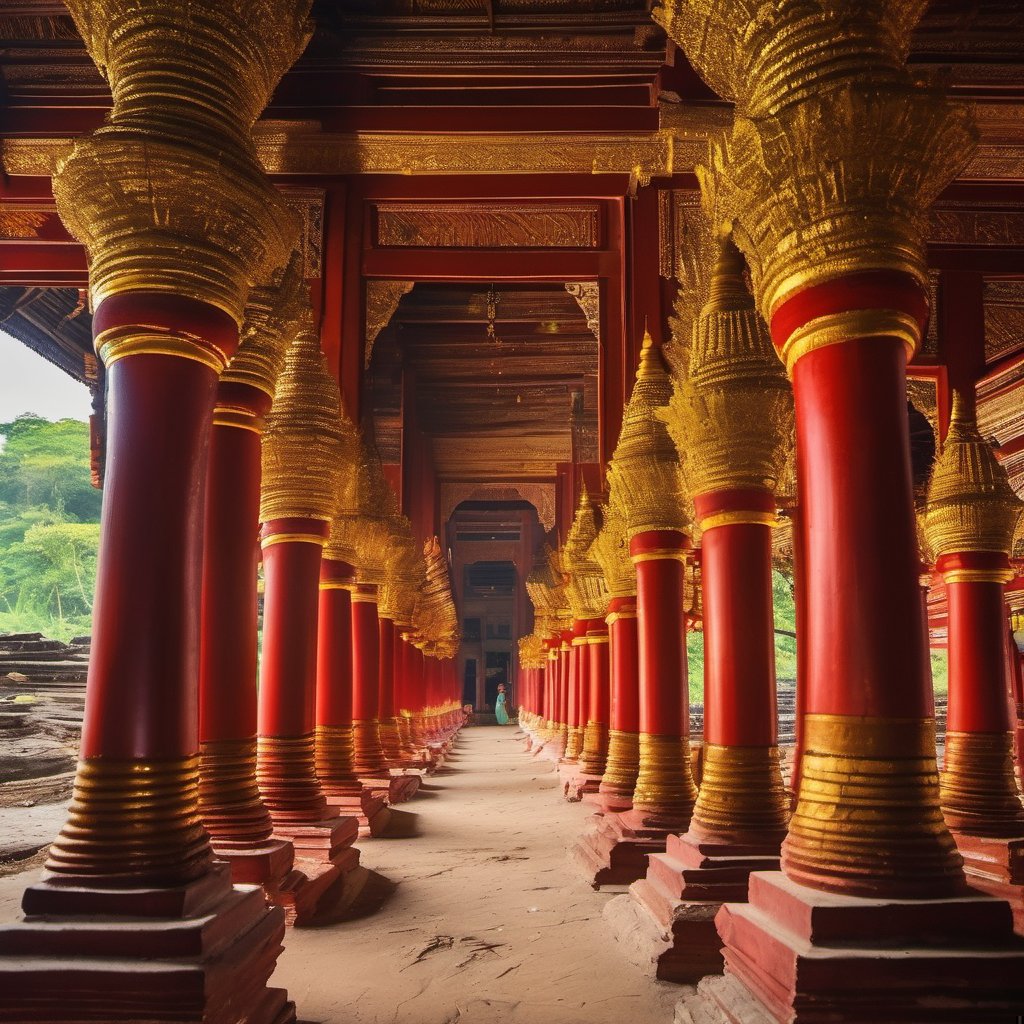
top-left (259, 310), bottom-right (351, 527)
top-left (53, 1), bottom-right (313, 332)
top-left (660, 235), bottom-right (794, 534)
top-left (414, 537), bottom-right (460, 660)
top-left (606, 331), bottom-right (690, 539)
top-left (923, 393), bottom-right (1024, 571)
top-left (655, 0), bottom-right (977, 350)
top-left (223, 252), bottom-right (307, 404)
top-left (782, 713), bottom-right (964, 897)
top-left (348, 445), bottom-right (402, 588)
top-left (563, 484), bottom-right (609, 620)
top-left (588, 498), bottom-right (636, 600)
top-left (379, 519), bottom-right (426, 626)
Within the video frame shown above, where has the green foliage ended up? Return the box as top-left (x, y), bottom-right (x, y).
top-left (0, 415), bottom-right (99, 641)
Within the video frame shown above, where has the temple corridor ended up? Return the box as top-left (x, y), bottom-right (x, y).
top-left (272, 726), bottom-right (677, 1024)
top-left (3, 3), bottom-right (1024, 1021)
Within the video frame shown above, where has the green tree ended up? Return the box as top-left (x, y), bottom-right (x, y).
top-left (0, 415), bottom-right (100, 523)
top-left (0, 415), bottom-right (100, 640)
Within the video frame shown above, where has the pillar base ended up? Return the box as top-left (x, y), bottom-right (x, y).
top-left (268, 815), bottom-right (380, 926)
top-left (0, 862), bottom-right (294, 1024)
top-left (556, 761), bottom-right (584, 800)
top-left (569, 810), bottom-right (673, 889)
top-left (952, 831), bottom-right (1024, 934)
top-left (358, 772), bottom-right (421, 805)
top-left (210, 837), bottom-right (296, 888)
top-left (674, 871), bottom-right (1024, 1024)
top-left (603, 833), bottom-right (781, 982)
top-left (563, 771), bottom-right (605, 803)
top-left (324, 788), bottom-right (392, 838)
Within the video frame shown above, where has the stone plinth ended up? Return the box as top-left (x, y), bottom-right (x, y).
top-left (359, 772), bottom-right (421, 805)
top-left (325, 788), bottom-right (391, 838)
top-left (953, 832), bottom-right (1024, 934)
top-left (675, 871), bottom-right (1024, 1023)
top-left (564, 771), bottom-right (605, 803)
top-left (269, 815), bottom-right (373, 925)
top-left (0, 863), bottom-right (294, 1024)
top-left (569, 810), bottom-right (672, 889)
top-left (604, 833), bottom-right (781, 982)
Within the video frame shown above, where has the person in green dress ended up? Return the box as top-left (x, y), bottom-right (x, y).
top-left (494, 682), bottom-right (510, 725)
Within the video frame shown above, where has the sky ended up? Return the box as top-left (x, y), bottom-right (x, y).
top-left (0, 329), bottom-right (93, 423)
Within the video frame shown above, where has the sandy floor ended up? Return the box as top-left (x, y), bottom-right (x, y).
top-left (0, 727), bottom-right (680, 1024)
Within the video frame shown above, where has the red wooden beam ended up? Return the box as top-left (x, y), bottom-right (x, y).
top-left (361, 248), bottom-right (613, 281)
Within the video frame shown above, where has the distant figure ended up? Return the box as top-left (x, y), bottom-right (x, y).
top-left (494, 683), bottom-right (510, 725)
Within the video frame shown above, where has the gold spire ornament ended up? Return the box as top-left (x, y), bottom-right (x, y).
top-left (260, 311), bottom-right (350, 527)
top-left (606, 331), bottom-right (689, 538)
top-left (925, 395), bottom-right (1024, 838)
top-left (924, 395), bottom-right (1024, 567)
top-left (661, 235), bottom-right (794, 533)
top-left (589, 499), bottom-right (636, 600)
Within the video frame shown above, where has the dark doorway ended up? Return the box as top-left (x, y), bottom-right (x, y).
top-left (463, 659), bottom-right (477, 706)
top-left (485, 651), bottom-right (511, 710)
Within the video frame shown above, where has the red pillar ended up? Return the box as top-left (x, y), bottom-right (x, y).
top-left (564, 620), bottom-right (587, 761)
top-left (778, 310), bottom-right (962, 897)
top-left (940, 556), bottom-right (1024, 836)
top-left (627, 529), bottom-right (698, 831)
top-left (688, 489), bottom-right (789, 846)
top-left (377, 615), bottom-right (403, 764)
top-left (599, 596), bottom-right (640, 810)
top-left (578, 619), bottom-right (611, 779)
top-left (47, 296), bottom-right (234, 886)
top-left (315, 561), bottom-right (359, 800)
top-left (257, 521), bottom-right (331, 825)
top-left (350, 584), bottom-right (388, 776)
top-left (198, 381), bottom-right (276, 854)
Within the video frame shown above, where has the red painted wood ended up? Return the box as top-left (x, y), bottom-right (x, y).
top-left (351, 588), bottom-right (380, 721)
top-left (378, 615), bottom-right (396, 721)
top-left (941, 552), bottom-right (1016, 734)
top-left (608, 597), bottom-right (639, 733)
top-left (316, 562), bottom-right (355, 728)
top-left (81, 350), bottom-right (221, 759)
top-left (362, 247), bottom-right (614, 281)
top-left (629, 529), bottom-right (690, 736)
top-left (588, 621), bottom-right (610, 728)
top-left (257, 521), bottom-right (329, 739)
top-left (695, 489), bottom-right (778, 748)
top-left (199, 383), bottom-right (270, 744)
top-left (784, 328), bottom-right (931, 719)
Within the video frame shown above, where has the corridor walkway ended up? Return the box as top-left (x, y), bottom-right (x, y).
top-left (275, 726), bottom-right (679, 1024)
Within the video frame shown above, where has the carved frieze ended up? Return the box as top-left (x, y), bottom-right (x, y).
top-left (440, 482), bottom-right (556, 532)
top-left (0, 204), bottom-right (52, 239)
top-left (365, 280), bottom-right (414, 368)
top-left (0, 130), bottom-right (681, 192)
top-left (984, 280), bottom-right (1024, 364)
top-left (376, 202), bottom-right (600, 249)
top-left (564, 282), bottom-right (600, 342)
top-left (930, 207), bottom-right (1024, 247)
top-left (281, 187), bottom-right (325, 278)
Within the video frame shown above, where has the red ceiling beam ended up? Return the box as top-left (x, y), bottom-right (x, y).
top-left (361, 247), bottom-right (615, 281)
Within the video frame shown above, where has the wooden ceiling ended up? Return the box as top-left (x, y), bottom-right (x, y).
top-left (370, 282), bottom-right (598, 481)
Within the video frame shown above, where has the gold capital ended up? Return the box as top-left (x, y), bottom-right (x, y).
top-left (657, 1), bottom-right (976, 325)
top-left (54, 0), bottom-right (312, 324)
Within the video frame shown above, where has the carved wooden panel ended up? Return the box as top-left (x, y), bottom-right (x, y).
top-left (375, 202), bottom-right (600, 249)
top-left (984, 280), bottom-right (1024, 363)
